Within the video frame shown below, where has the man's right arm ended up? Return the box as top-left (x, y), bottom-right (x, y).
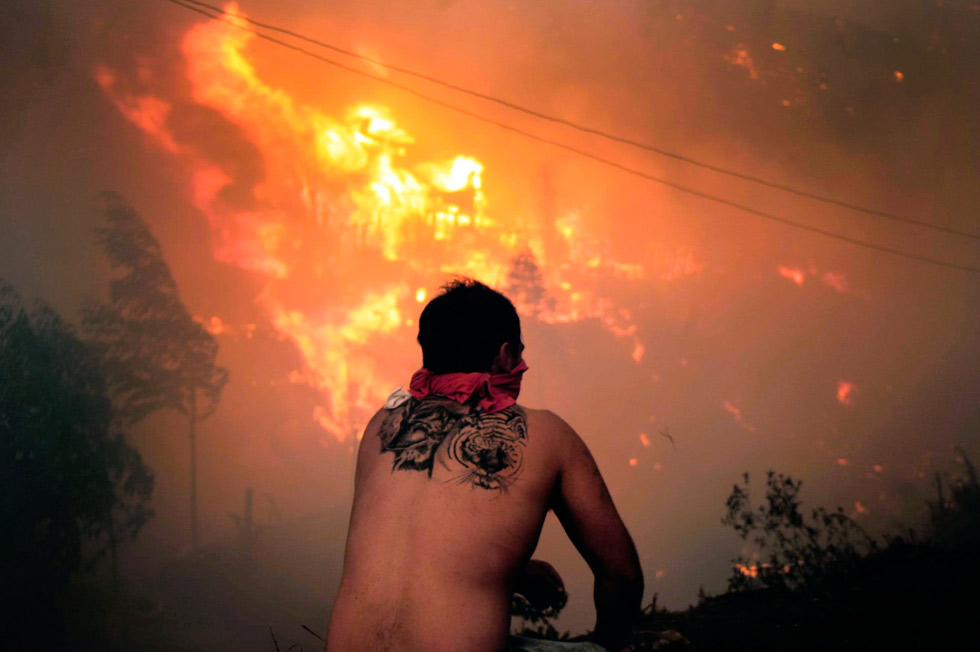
top-left (548, 412), bottom-right (643, 651)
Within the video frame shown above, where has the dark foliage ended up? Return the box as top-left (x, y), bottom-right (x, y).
top-left (510, 593), bottom-right (568, 640)
top-left (929, 448), bottom-right (980, 547)
top-left (632, 456), bottom-right (980, 651)
top-left (722, 470), bottom-right (874, 591)
top-left (0, 283), bottom-right (153, 640)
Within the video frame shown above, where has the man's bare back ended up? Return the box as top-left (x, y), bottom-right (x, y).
top-left (326, 396), bottom-right (643, 652)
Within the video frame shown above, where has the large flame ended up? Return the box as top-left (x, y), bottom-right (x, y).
top-left (97, 3), bottom-right (701, 443)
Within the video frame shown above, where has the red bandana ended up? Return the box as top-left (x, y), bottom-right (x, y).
top-left (408, 360), bottom-right (529, 413)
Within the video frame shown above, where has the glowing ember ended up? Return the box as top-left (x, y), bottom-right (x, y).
top-left (777, 266), bottom-right (806, 285)
top-left (772, 42), bottom-right (787, 51)
top-left (872, 464), bottom-right (884, 473)
top-left (837, 380), bottom-right (855, 405)
top-left (722, 400), bottom-right (756, 432)
top-left (822, 271), bottom-right (849, 293)
top-left (723, 400), bottom-right (742, 421)
top-left (836, 458), bottom-right (849, 466)
top-left (736, 563), bottom-right (764, 578)
top-left (639, 433), bottom-right (651, 447)
top-left (854, 501), bottom-right (869, 515)
top-left (893, 70), bottom-right (905, 82)
top-left (631, 342), bottom-right (645, 363)
top-left (726, 45), bottom-right (760, 80)
top-left (629, 458), bottom-right (639, 467)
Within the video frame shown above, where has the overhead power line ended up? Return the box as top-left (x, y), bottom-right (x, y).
top-left (177, 0), bottom-right (980, 243)
top-left (158, 0), bottom-right (980, 274)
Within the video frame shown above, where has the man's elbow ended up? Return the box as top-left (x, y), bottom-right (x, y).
top-left (598, 562), bottom-right (644, 601)
top-left (622, 565), bottom-right (644, 603)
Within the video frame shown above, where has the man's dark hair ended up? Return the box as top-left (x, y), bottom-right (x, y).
top-left (418, 278), bottom-right (522, 374)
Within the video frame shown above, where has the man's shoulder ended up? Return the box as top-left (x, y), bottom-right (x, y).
top-left (518, 404), bottom-right (568, 424)
top-left (516, 406), bottom-right (579, 444)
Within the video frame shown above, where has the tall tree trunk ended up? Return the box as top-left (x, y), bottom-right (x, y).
top-left (189, 380), bottom-right (198, 552)
top-left (109, 514), bottom-right (119, 597)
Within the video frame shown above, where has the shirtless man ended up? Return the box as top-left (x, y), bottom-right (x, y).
top-left (326, 279), bottom-right (643, 652)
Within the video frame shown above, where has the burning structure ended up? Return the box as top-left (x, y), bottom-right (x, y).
top-left (96, 3), bottom-right (701, 445)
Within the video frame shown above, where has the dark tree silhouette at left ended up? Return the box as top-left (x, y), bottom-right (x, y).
top-left (0, 283), bottom-right (153, 644)
top-left (83, 192), bottom-right (228, 552)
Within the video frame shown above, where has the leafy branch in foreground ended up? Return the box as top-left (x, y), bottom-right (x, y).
top-left (510, 593), bottom-right (569, 640)
top-left (722, 470), bottom-right (875, 591)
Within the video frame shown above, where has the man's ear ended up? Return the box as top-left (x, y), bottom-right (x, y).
top-left (492, 342), bottom-right (514, 373)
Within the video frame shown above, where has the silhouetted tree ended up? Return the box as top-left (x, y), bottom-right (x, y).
top-left (0, 283), bottom-right (152, 636)
top-left (83, 192), bottom-right (227, 551)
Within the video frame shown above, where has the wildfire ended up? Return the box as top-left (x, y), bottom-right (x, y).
top-left (97, 3), bottom-right (702, 442)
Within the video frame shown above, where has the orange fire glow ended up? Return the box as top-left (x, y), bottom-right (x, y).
top-left (726, 44), bottom-right (760, 80)
top-left (837, 380), bottom-right (855, 405)
top-left (822, 271), bottom-right (849, 293)
top-left (97, 3), bottom-right (702, 443)
top-left (777, 265), bottom-right (806, 285)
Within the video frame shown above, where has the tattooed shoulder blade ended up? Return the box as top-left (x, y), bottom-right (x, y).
top-left (377, 398), bottom-right (529, 492)
top-left (448, 407), bottom-right (528, 492)
top-left (378, 397), bottom-right (468, 475)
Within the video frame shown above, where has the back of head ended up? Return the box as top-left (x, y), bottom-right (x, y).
top-left (417, 278), bottom-right (521, 374)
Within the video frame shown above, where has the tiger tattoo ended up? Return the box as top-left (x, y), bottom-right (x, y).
top-left (378, 397), bottom-right (528, 492)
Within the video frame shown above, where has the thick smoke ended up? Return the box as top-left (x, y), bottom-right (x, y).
top-left (2, 0), bottom-right (978, 637)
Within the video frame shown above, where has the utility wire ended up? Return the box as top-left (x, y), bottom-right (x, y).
top-left (176, 0), bottom-right (980, 242)
top-left (159, 0), bottom-right (980, 274)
